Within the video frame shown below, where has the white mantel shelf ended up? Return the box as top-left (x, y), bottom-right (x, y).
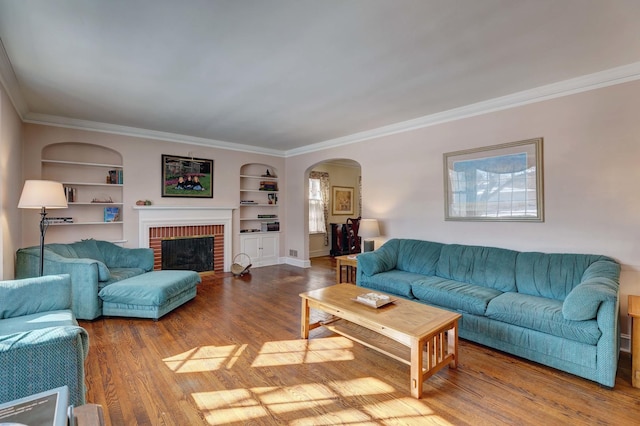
top-left (136, 205), bottom-right (235, 272)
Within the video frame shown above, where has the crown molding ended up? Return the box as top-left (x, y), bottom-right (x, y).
top-left (284, 61), bottom-right (640, 157)
top-left (22, 112), bottom-right (285, 157)
top-left (4, 52), bottom-right (640, 158)
top-left (0, 37), bottom-right (29, 117)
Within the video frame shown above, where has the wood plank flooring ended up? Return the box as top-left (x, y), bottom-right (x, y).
top-left (79, 257), bottom-right (640, 425)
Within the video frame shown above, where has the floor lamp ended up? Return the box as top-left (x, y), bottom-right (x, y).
top-left (18, 180), bottom-right (68, 276)
top-left (359, 219), bottom-right (380, 252)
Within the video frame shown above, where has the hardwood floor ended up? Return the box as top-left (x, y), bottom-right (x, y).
top-left (80, 257), bottom-right (640, 425)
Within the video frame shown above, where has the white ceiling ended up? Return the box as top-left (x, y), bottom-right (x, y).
top-left (1, 0), bottom-right (640, 155)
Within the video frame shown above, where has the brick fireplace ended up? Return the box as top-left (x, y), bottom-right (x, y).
top-left (149, 225), bottom-right (223, 272)
top-left (136, 206), bottom-right (233, 272)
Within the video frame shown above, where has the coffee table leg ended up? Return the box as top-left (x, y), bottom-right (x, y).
top-left (410, 338), bottom-right (424, 399)
top-left (301, 298), bottom-right (310, 339)
top-left (448, 320), bottom-right (458, 368)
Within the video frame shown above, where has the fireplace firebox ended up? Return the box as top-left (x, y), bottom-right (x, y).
top-left (161, 236), bottom-right (214, 272)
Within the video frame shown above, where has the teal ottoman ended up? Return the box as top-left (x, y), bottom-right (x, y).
top-left (98, 270), bottom-right (201, 320)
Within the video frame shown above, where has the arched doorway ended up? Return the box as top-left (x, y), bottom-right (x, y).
top-left (306, 159), bottom-right (361, 258)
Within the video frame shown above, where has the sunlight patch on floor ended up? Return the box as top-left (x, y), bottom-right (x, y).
top-left (163, 344), bottom-right (247, 373)
top-left (193, 379), bottom-right (450, 425)
top-left (290, 409), bottom-right (379, 425)
top-left (252, 336), bottom-right (355, 367)
top-left (363, 397), bottom-right (450, 424)
top-left (192, 389), bottom-right (269, 424)
top-left (327, 377), bottom-right (395, 396)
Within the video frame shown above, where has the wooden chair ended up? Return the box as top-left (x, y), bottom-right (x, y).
top-left (346, 217), bottom-right (361, 254)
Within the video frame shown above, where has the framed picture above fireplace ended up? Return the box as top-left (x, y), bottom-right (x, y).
top-left (162, 154), bottom-right (214, 198)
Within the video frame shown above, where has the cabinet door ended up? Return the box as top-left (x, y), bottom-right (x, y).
top-left (260, 234), bottom-right (279, 265)
top-left (240, 235), bottom-right (261, 261)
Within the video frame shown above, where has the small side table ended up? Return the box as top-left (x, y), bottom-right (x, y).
top-left (628, 295), bottom-right (640, 388)
top-left (335, 255), bottom-right (358, 284)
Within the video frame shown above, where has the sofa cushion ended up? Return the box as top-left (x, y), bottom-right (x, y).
top-left (436, 244), bottom-right (518, 292)
top-left (515, 252), bottom-right (611, 300)
top-left (69, 239), bottom-right (107, 264)
top-left (95, 240), bottom-right (154, 271)
top-left (357, 270), bottom-right (417, 299)
top-left (99, 270), bottom-right (200, 306)
top-left (562, 278), bottom-right (618, 321)
top-left (101, 267), bottom-right (148, 288)
top-left (485, 292), bottom-right (601, 345)
top-left (396, 240), bottom-right (444, 275)
top-left (45, 243), bottom-right (79, 258)
top-left (411, 277), bottom-right (502, 316)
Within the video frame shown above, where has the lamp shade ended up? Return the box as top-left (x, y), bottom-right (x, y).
top-left (18, 180), bottom-right (68, 209)
top-left (359, 219), bottom-right (380, 239)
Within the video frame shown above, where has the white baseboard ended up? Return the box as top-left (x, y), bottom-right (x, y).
top-left (284, 257), bottom-right (311, 268)
top-left (309, 249), bottom-right (330, 258)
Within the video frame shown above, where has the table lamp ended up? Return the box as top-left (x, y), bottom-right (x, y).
top-left (359, 219), bottom-right (380, 252)
top-left (18, 180), bottom-right (68, 276)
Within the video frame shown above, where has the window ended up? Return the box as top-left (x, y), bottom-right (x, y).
top-left (309, 178), bottom-right (326, 233)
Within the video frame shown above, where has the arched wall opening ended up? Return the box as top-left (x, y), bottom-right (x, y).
top-left (305, 159), bottom-right (361, 259)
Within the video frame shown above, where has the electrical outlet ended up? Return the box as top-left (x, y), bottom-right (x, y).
top-left (289, 249), bottom-right (298, 257)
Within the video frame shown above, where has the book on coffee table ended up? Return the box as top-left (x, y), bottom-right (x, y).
top-left (354, 292), bottom-right (394, 308)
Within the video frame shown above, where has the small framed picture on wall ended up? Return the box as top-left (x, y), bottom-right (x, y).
top-left (332, 186), bottom-right (354, 215)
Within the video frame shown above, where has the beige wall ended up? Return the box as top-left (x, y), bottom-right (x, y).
top-left (0, 85), bottom-right (23, 279)
top-left (284, 80), bottom-right (640, 339)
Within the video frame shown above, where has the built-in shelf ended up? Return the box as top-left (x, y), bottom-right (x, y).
top-left (68, 202), bottom-right (124, 206)
top-left (49, 221), bottom-right (123, 226)
top-left (240, 174), bottom-right (278, 180)
top-left (239, 164), bottom-right (280, 266)
top-left (42, 159), bottom-right (123, 169)
top-left (41, 143), bottom-right (124, 243)
top-left (61, 182), bottom-right (123, 187)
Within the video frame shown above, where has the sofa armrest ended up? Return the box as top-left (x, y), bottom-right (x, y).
top-left (581, 258), bottom-right (620, 282)
top-left (0, 275), bottom-right (71, 319)
top-left (562, 278), bottom-right (618, 321)
top-left (0, 326), bottom-right (89, 406)
top-left (16, 249), bottom-right (105, 321)
top-left (96, 240), bottom-right (154, 271)
top-left (357, 242), bottom-right (398, 277)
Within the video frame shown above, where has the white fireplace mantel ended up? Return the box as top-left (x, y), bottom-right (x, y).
top-left (134, 206), bottom-right (234, 271)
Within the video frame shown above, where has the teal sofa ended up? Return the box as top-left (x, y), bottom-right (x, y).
top-left (356, 239), bottom-right (621, 387)
top-left (16, 239), bottom-right (201, 321)
top-left (0, 274), bottom-right (89, 406)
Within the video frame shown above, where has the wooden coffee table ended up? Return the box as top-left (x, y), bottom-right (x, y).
top-left (300, 284), bottom-right (461, 398)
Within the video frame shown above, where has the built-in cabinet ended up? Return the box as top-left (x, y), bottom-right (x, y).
top-left (41, 143), bottom-right (124, 243)
top-left (239, 163), bottom-right (280, 267)
top-left (239, 232), bottom-right (279, 267)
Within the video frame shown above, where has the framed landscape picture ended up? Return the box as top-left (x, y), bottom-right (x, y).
top-left (332, 186), bottom-right (354, 215)
top-left (443, 138), bottom-right (544, 222)
top-left (162, 154), bottom-right (214, 198)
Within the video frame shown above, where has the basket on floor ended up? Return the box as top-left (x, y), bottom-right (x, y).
top-left (231, 253), bottom-right (252, 277)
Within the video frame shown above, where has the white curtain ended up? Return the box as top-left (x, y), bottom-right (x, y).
top-left (309, 171), bottom-right (330, 245)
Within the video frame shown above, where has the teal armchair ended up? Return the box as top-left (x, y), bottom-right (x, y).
top-left (0, 274), bottom-right (89, 406)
